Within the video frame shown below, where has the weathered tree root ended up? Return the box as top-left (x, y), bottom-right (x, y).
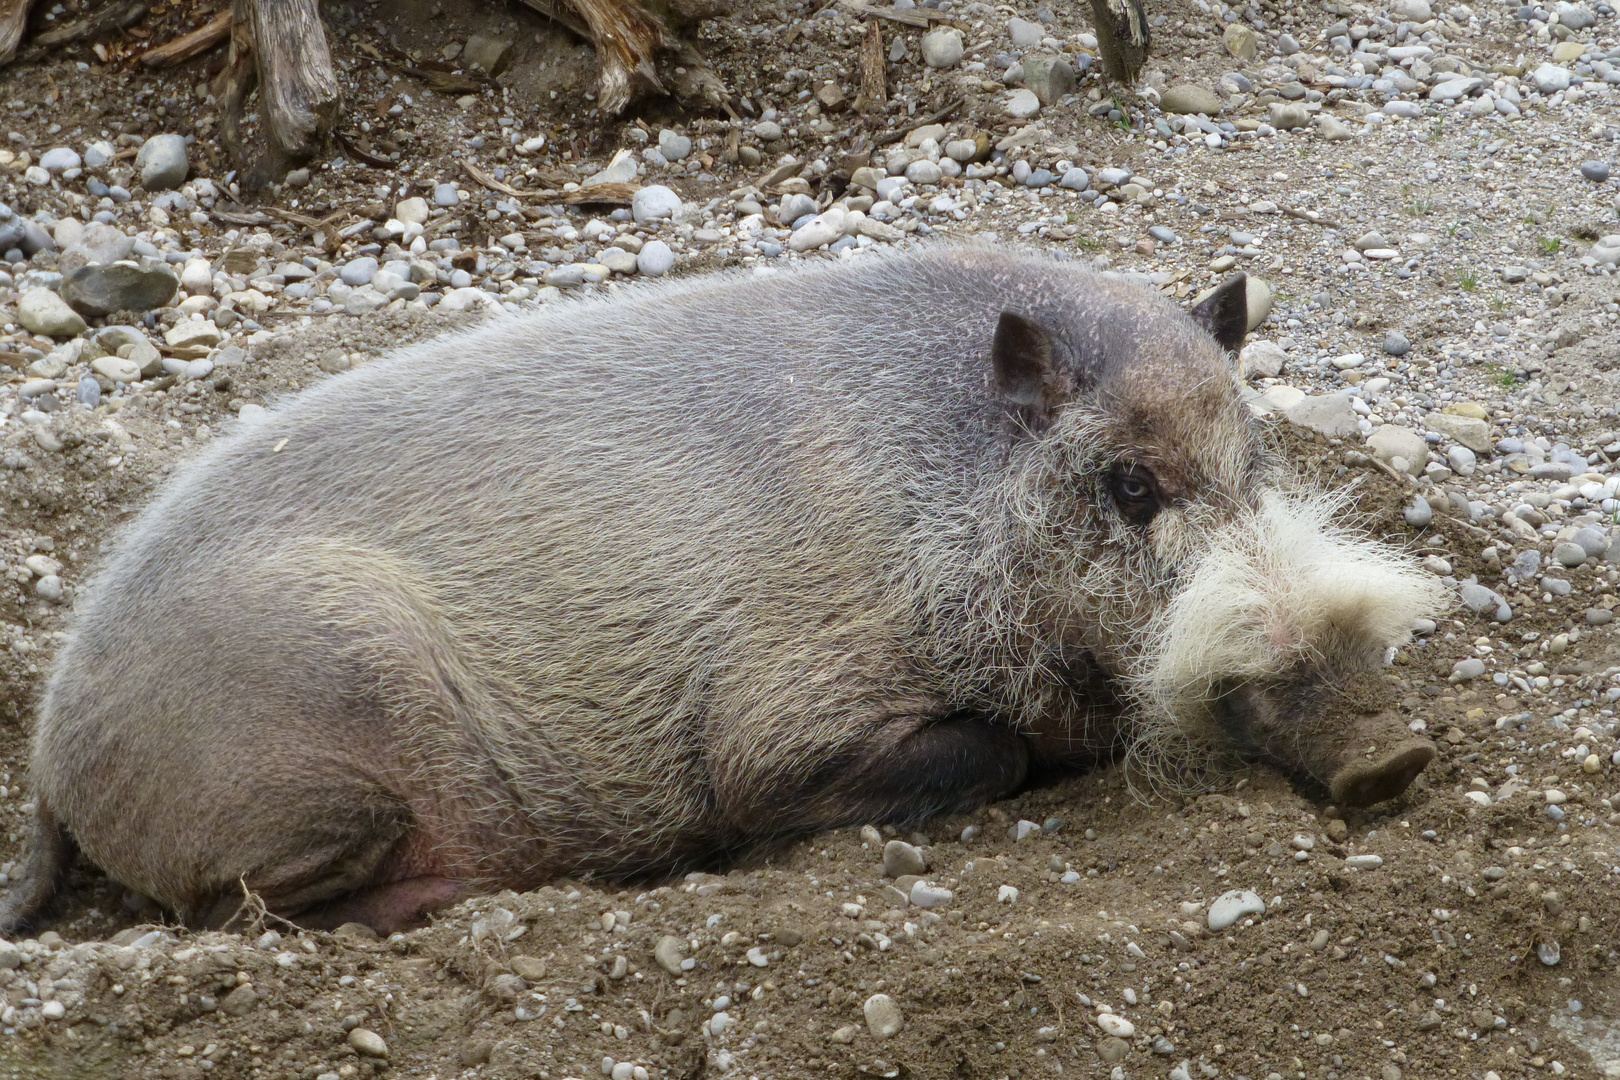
top-left (0, 0), bottom-right (32, 65)
top-left (519, 0), bottom-right (733, 115)
top-left (214, 0), bottom-right (340, 188)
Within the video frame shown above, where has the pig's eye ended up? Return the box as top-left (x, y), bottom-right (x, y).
top-left (1109, 465), bottom-right (1161, 526)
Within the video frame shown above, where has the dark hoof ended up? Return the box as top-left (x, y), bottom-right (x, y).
top-left (1329, 740), bottom-right (1435, 808)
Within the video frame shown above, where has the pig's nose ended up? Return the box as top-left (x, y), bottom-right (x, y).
top-left (1328, 721), bottom-right (1436, 808)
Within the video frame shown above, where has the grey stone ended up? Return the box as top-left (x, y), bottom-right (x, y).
top-left (1574, 527), bottom-right (1609, 557)
top-left (434, 182), bottom-right (461, 207)
top-left (17, 289), bottom-right (87, 337)
top-left (1425, 413), bottom-right (1492, 453)
top-left (1383, 100), bottom-right (1424, 118)
top-left (905, 159), bottom-right (943, 185)
top-left (1580, 160), bottom-right (1611, 182)
top-left (1554, 542), bottom-right (1589, 568)
top-left (1283, 393), bottom-right (1358, 437)
top-left (1368, 425), bottom-right (1429, 473)
top-left (1058, 167), bottom-right (1090, 191)
top-left (61, 223), bottom-right (134, 269)
top-left (1555, 2), bottom-right (1596, 29)
top-left (1208, 889), bottom-right (1265, 931)
top-left (637, 240), bottom-right (674, 277)
top-left (657, 129), bottom-right (692, 162)
top-left (135, 134), bottom-right (188, 191)
top-left (1240, 340), bottom-right (1286, 378)
top-left (1006, 89), bottom-right (1041, 119)
top-left (1446, 445), bottom-right (1476, 475)
top-left (1451, 657), bottom-right (1485, 680)
top-left (462, 33), bottom-right (514, 76)
top-left (39, 148), bottom-right (80, 173)
top-left (1160, 84), bottom-right (1223, 115)
top-left (632, 185), bottom-right (682, 225)
top-left (82, 140), bottom-right (115, 169)
top-left (921, 27), bottom-right (964, 68)
top-left (1404, 495), bottom-right (1434, 527)
top-left (1459, 580), bottom-right (1512, 622)
top-left (61, 263), bottom-right (178, 318)
top-left (1022, 54), bottom-right (1075, 105)
top-left (1268, 103), bottom-right (1309, 130)
top-left (883, 840), bottom-right (927, 877)
top-left (340, 257), bottom-right (379, 286)
top-left (864, 994), bottom-right (904, 1038)
top-left (1531, 63), bottom-right (1572, 93)
top-left (1382, 330), bottom-right (1411, 356)
top-left (1007, 16), bottom-right (1043, 47)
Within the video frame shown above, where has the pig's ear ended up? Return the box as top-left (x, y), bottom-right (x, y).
top-left (991, 311), bottom-right (1066, 425)
top-left (1189, 273), bottom-right (1250, 354)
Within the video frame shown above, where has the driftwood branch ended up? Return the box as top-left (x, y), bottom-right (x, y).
top-left (140, 9), bottom-right (232, 69)
top-left (0, 0), bottom-right (29, 64)
top-left (215, 0), bottom-right (338, 184)
top-left (33, 0), bottom-right (147, 48)
top-left (856, 18), bottom-right (885, 114)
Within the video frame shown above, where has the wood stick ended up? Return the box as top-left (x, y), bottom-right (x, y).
top-left (857, 19), bottom-right (885, 114)
top-left (0, 0), bottom-right (32, 63)
top-left (140, 9), bottom-right (232, 69)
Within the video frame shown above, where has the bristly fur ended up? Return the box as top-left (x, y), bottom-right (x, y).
top-left (0, 245), bottom-right (1443, 932)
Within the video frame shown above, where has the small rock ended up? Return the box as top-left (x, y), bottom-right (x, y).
top-left (348, 1028), bottom-right (389, 1058)
top-left (1458, 580), bottom-right (1512, 622)
top-left (1425, 413), bottom-right (1492, 453)
top-left (135, 134), bottom-right (188, 191)
top-left (1283, 393), bottom-right (1358, 438)
top-left (218, 984), bottom-right (259, 1016)
top-left (1553, 542), bottom-right (1589, 568)
top-left (1383, 331), bottom-right (1411, 356)
top-left (909, 881), bottom-right (954, 908)
top-left (637, 240), bottom-right (674, 277)
top-left (1579, 161), bottom-right (1610, 183)
top-left (1160, 84), bottom-right (1223, 115)
top-left (1405, 496), bottom-right (1435, 528)
top-left (1022, 54), bottom-right (1076, 105)
top-left (1573, 526), bottom-right (1609, 557)
top-left (62, 222), bottom-right (134, 268)
top-left (882, 840), bottom-right (927, 877)
top-left (1451, 658), bottom-right (1485, 681)
top-left (584, 149), bottom-right (639, 186)
top-left (340, 257), bottom-right (379, 286)
top-left (863, 994), bottom-right (904, 1038)
top-left (395, 197), bottom-right (430, 225)
top-left (1368, 425), bottom-right (1429, 474)
top-left (1392, 0), bottom-right (1432, 18)
top-left (18, 289), bottom-right (88, 338)
top-left (1531, 63), bottom-right (1572, 93)
top-left (82, 140), bottom-right (115, 169)
top-left (1240, 340), bottom-right (1286, 378)
top-left (462, 33), bottom-right (514, 76)
top-left (1207, 889), bottom-right (1265, 930)
top-left (1005, 88), bottom-right (1041, 119)
top-left (1007, 17), bottom-right (1043, 47)
top-left (921, 27), bottom-right (964, 68)
top-left (753, 121), bottom-right (784, 142)
top-left (434, 182), bottom-right (462, 207)
top-left (61, 263), bottom-right (178, 318)
top-left (1446, 446), bottom-right (1476, 475)
top-left (1223, 23), bottom-right (1258, 61)
top-left (39, 147), bottom-right (81, 173)
top-left (654, 935), bottom-right (686, 974)
top-left (657, 129), bottom-right (692, 162)
top-left (1316, 115), bottom-right (1355, 141)
top-left (632, 185), bottom-right (682, 225)
top-left (1268, 103), bottom-right (1309, 130)
top-left (1537, 941), bottom-right (1561, 967)
top-left (1096, 1013), bottom-right (1136, 1038)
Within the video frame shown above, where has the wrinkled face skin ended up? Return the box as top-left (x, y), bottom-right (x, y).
top-left (996, 274), bottom-right (1445, 803)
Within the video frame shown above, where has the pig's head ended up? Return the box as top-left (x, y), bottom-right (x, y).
top-left (981, 270), bottom-right (1446, 805)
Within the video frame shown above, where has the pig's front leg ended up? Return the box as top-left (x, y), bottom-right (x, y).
top-left (714, 714), bottom-right (1030, 837)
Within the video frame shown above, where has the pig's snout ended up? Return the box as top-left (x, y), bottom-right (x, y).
top-left (1212, 676), bottom-right (1435, 808)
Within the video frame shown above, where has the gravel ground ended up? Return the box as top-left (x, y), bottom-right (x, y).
top-left (3, 0), bottom-right (1620, 1078)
